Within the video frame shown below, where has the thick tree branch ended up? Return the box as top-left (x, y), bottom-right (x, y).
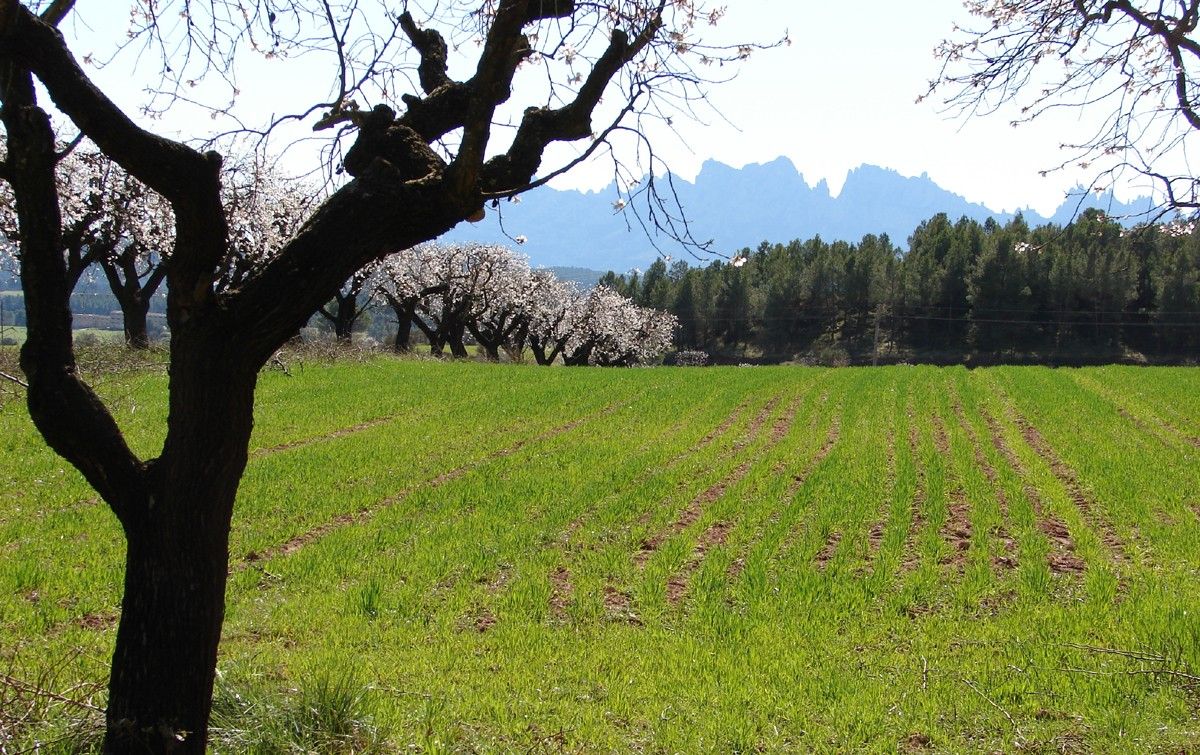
top-left (38, 0), bottom-right (73, 26)
top-left (482, 16), bottom-right (662, 194)
top-left (398, 11), bottom-right (452, 94)
top-left (0, 58), bottom-right (147, 524)
top-left (0, 4), bottom-right (211, 206)
top-left (227, 166), bottom-right (463, 365)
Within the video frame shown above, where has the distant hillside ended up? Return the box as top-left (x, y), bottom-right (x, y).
top-left (542, 266), bottom-right (605, 289)
top-left (444, 157), bottom-right (1156, 272)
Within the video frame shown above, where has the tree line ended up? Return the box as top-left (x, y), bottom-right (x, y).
top-left (602, 210), bottom-right (1200, 364)
top-left (333, 243), bottom-right (677, 365)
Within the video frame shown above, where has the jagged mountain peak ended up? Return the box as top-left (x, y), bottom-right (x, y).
top-left (444, 159), bottom-right (1155, 272)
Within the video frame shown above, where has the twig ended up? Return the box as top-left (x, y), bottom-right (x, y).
top-left (1056, 666), bottom-right (1200, 683)
top-left (960, 677), bottom-right (1023, 743)
top-left (0, 672), bottom-right (105, 713)
top-left (1059, 642), bottom-right (1168, 663)
top-left (0, 369), bottom-right (28, 389)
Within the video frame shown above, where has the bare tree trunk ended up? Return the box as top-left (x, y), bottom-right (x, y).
top-left (100, 251), bottom-right (167, 351)
top-left (120, 295), bottom-right (152, 349)
top-left (105, 351), bottom-right (255, 753)
top-left (447, 322), bottom-right (468, 358)
top-left (393, 311), bottom-right (413, 352)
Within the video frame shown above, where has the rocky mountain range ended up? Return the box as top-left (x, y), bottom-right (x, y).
top-left (445, 157), bottom-right (1156, 273)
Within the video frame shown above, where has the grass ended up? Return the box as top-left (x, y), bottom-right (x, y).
top-left (0, 326), bottom-right (134, 347)
top-left (1, 359), bottom-right (1198, 752)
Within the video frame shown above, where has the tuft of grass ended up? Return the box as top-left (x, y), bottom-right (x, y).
top-left (210, 668), bottom-right (389, 754)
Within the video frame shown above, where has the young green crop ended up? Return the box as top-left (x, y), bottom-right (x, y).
top-left (1, 359), bottom-right (1198, 752)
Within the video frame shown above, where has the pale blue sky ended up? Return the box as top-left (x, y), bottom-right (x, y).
top-left (60, 1), bottom-right (1143, 217)
top-left (595, 0), bottom-right (1137, 217)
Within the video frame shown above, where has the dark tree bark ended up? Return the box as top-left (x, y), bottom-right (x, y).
top-left (99, 244), bottom-right (166, 349)
top-left (382, 293), bottom-right (416, 352)
top-left (318, 290), bottom-right (362, 342)
top-left (467, 310), bottom-right (522, 361)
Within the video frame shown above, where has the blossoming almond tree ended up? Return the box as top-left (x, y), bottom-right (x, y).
top-left (0, 144), bottom-right (175, 347)
top-left (0, 2), bottom-right (769, 748)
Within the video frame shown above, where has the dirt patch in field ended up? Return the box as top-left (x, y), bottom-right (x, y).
top-left (472, 609), bottom-right (496, 633)
top-left (978, 405), bottom-right (1087, 575)
top-left (603, 585), bottom-right (641, 625)
top-left (770, 394), bottom-right (802, 443)
top-left (76, 611), bottom-right (118, 631)
top-left (252, 414), bottom-right (399, 459)
top-left (900, 733), bottom-right (933, 751)
top-left (814, 530), bottom-right (842, 570)
top-left (234, 403), bottom-right (624, 572)
top-left (1015, 414), bottom-right (1128, 563)
top-left (939, 497), bottom-right (973, 566)
top-left (726, 556), bottom-right (746, 580)
top-left (665, 520), bottom-right (734, 606)
top-left (867, 521), bottom-right (886, 558)
top-left (482, 566), bottom-right (511, 594)
top-left (933, 413), bottom-right (950, 454)
top-left (900, 420), bottom-right (928, 574)
top-left (548, 566), bottom-right (573, 620)
top-left (1038, 517), bottom-right (1084, 572)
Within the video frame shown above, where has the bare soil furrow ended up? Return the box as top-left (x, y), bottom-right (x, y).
top-left (950, 397), bottom-right (1017, 571)
top-left (899, 413), bottom-right (928, 573)
top-left (635, 397), bottom-right (783, 568)
top-left (647, 394), bottom-right (809, 604)
top-left (784, 408), bottom-right (842, 503)
top-left (978, 405), bottom-right (1088, 574)
top-left (559, 401), bottom-right (723, 546)
top-left (236, 402), bottom-right (627, 571)
top-left (602, 585), bottom-right (641, 625)
top-left (1011, 411), bottom-right (1128, 563)
top-left (666, 521), bottom-right (733, 606)
top-left (251, 414), bottom-right (399, 458)
top-left (763, 398), bottom-right (843, 566)
top-left (814, 530), bottom-right (842, 570)
top-left (931, 413), bottom-right (972, 569)
top-left (549, 566), bottom-right (573, 620)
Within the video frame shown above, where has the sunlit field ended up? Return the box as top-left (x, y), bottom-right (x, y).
top-left (2, 360), bottom-right (1198, 752)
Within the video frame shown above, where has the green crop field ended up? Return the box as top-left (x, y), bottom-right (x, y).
top-left (1, 361), bottom-right (1198, 752)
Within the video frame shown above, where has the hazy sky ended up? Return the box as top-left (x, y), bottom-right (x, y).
top-left (62, 1), bottom-right (1144, 217)
top-left (592, 0), bottom-right (1136, 217)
